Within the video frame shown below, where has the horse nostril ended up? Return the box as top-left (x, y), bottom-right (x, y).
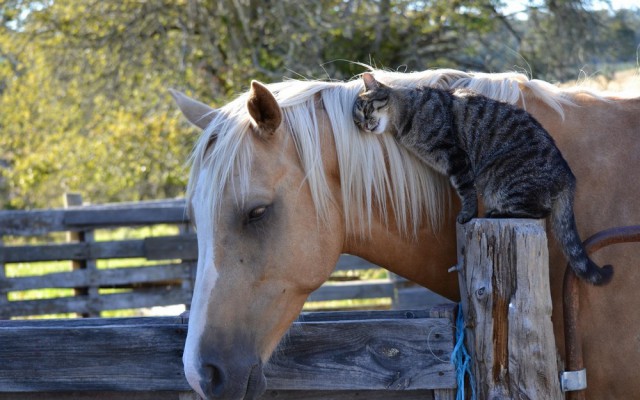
top-left (201, 363), bottom-right (226, 398)
top-left (195, 360), bottom-right (265, 399)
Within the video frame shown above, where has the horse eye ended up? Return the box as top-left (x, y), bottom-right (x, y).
top-left (247, 205), bottom-right (268, 222)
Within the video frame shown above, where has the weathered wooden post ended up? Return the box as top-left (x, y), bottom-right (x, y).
top-left (455, 219), bottom-right (562, 399)
top-left (0, 238), bottom-right (7, 319)
top-left (64, 193), bottom-right (100, 317)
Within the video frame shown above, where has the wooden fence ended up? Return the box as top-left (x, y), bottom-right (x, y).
top-left (0, 206), bottom-right (566, 398)
top-left (0, 197), bottom-right (445, 319)
top-left (0, 304), bottom-right (458, 399)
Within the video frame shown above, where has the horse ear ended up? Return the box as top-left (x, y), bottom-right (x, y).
top-left (362, 72), bottom-right (382, 91)
top-left (169, 89), bottom-right (217, 130)
top-left (247, 80), bottom-right (282, 135)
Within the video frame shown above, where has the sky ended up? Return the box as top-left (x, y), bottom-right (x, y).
top-left (503, 0), bottom-right (639, 19)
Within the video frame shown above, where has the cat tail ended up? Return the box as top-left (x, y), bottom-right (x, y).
top-left (551, 186), bottom-right (613, 285)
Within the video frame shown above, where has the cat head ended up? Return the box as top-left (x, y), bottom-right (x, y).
top-left (353, 73), bottom-right (392, 135)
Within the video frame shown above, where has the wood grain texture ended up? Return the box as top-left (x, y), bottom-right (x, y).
top-left (306, 280), bottom-right (394, 302)
top-left (0, 324), bottom-right (189, 391)
top-left (0, 389), bottom-right (437, 400)
top-left (0, 310), bottom-right (456, 393)
top-left (456, 219), bottom-right (562, 400)
top-left (0, 392), bottom-right (183, 400)
top-left (266, 318), bottom-right (455, 390)
top-left (144, 235), bottom-right (198, 260)
top-left (3, 263), bottom-right (194, 291)
top-left (4, 287), bottom-right (191, 317)
top-left (0, 200), bottom-right (187, 236)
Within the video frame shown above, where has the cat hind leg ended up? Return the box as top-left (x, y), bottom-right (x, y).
top-left (484, 208), bottom-right (549, 219)
top-left (485, 198), bottom-right (551, 219)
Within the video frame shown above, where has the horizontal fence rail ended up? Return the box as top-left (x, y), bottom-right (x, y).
top-left (0, 304), bottom-right (457, 399)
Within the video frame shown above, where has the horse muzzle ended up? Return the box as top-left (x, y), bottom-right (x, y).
top-left (196, 357), bottom-right (266, 400)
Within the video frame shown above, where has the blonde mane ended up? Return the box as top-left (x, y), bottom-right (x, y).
top-left (187, 68), bottom-right (576, 237)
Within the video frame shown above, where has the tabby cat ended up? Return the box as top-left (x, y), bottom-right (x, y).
top-left (353, 72), bottom-right (613, 285)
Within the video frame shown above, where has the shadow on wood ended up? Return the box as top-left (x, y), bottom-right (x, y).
top-left (0, 305), bottom-right (457, 399)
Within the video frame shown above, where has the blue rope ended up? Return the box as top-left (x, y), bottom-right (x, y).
top-left (451, 306), bottom-right (476, 400)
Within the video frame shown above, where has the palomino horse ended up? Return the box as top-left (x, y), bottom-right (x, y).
top-left (172, 69), bottom-right (640, 400)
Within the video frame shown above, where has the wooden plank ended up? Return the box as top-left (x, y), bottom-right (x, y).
top-left (0, 303), bottom-right (456, 328)
top-left (64, 193), bottom-right (99, 317)
top-left (0, 315), bottom-right (455, 392)
top-left (4, 287), bottom-right (191, 317)
top-left (224, 390), bottom-right (437, 399)
top-left (300, 304), bottom-right (455, 322)
top-left (0, 324), bottom-right (189, 391)
top-left (0, 199), bottom-right (187, 236)
top-left (144, 235), bottom-right (198, 260)
top-left (0, 239), bottom-right (8, 319)
top-left (456, 219), bottom-right (562, 399)
top-left (3, 263), bottom-right (193, 291)
top-left (0, 390), bottom-right (436, 400)
top-left (430, 304), bottom-right (458, 400)
top-left (63, 206), bottom-right (188, 228)
top-left (78, 199), bottom-right (185, 210)
top-left (3, 241), bottom-right (144, 263)
top-left (263, 390), bottom-right (435, 400)
top-left (266, 318), bottom-right (455, 390)
top-left (394, 287), bottom-right (454, 309)
top-left (0, 392), bottom-right (182, 400)
top-left (0, 209), bottom-right (67, 236)
top-left (0, 316), bottom-right (184, 328)
top-left (334, 254), bottom-right (380, 271)
top-left (4, 235), bottom-right (200, 263)
top-left (306, 280), bottom-right (394, 302)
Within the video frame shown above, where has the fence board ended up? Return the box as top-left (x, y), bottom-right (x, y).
top-left (0, 391), bottom-right (437, 400)
top-left (5, 287), bottom-right (191, 317)
top-left (0, 200), bottom-right (187, 236)
top-left (3, 236), bottom-right (201, 263)
top-left (0, 210), bottom-right (68, 236)
top-left (334, 254), bottom-right (378, 271)
top-left (265, 318), bottom-right (455, 390)
top-left (0, 324), bottom-right (187, 392)
top-left (144, 235), bottom-right (197, 260)
top-left (64, 206), bottom-right (188, 228)
top-left (306, 280), bottom-right (394, 302)
top-left (0, 308), bottom-right (455, 392)
top-left (0, 392), bottom-right (182, 400)
top-left (3, 241), bottom-right (143, 263)
top-left (2, 263), bottom-right (193, 291)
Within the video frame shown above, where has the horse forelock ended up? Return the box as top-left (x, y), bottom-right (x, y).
top-left (186, 95), bottom-right (254, 226)
top-left (186, 67), bottom-right (588, 238)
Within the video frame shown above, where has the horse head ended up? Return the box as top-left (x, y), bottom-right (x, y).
top-left (172, 82), bottom-right (344, 399)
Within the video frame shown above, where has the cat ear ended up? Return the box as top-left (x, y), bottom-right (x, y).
top-left (247, 80), bottom-right (282, 135)
top-left (362, 72), bottom-right (382, 91)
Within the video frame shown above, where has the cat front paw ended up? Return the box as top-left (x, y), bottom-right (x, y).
top-left (456, 210), bottom-right (476, 224)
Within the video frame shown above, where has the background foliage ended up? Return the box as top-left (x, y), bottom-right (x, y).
top-left (1, 0), bottom-right (638, 209)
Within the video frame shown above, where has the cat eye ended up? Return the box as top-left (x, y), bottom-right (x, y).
top-left (247, 205), bottom-right (269, 223)
top-left (373, 99), bottom-right (388, 109)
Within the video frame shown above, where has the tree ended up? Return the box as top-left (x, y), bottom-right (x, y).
top-left (0, 0), bottom-right (637, 209)
top-left (0, 0), bottom-right (507, 209)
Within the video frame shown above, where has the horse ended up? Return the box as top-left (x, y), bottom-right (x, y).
top-left (171, 68), bottom-right (640, 400)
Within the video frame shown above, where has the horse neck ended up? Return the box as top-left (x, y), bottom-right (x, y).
top-left (343, 205), bottom-right (461, 300)
top-left (315, 100), bottom-right (460, 300)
